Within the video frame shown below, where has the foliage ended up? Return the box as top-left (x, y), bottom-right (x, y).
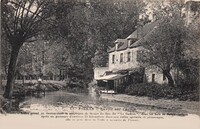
top-left (116, 84), bottom-right (126, 94)
top-left (1, 38), bottom-right (10, 76)
top-left (45, 0), bottom-right (147, 83)
top-left (67, 80), bottom-right (89, 93)
top-left (138, 0), bottom-right (200, 88)
top-left (90, 0), bottom-right (147, 67)
top-left (148, 0), bottom-right (185, 20)
top-left (185, 18), bottom-right (200, 59)
top-left (125, 83), bottom-right (199, 101)
top-left (1, 0), bottom-right (54, 98)
top-left (139, 16), bottom-right (188, 87)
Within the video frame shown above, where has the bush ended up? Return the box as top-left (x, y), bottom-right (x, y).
top-left (67, 87), bottom-right (89, 93)
top-left (125, 83), bottom-right (199, 101)
top-left (116, 85), bottom-right (126, 93)
top-left (125, 83), bottom-right (161, 97)
top-left (67, 80), bottom-right (89, 93)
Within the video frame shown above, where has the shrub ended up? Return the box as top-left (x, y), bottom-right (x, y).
top-left (124, 83), bottom-right (199, 101)
top-left (125, 83), bottom-right (162, 97)
top-left (116, 85), bottom-right (126, 93)
top-left (67, 80), bottom-right (89, 93)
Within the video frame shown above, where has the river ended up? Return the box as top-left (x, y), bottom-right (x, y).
top-left (19, 90), bottom-right (188, 115)
top-left (2, 90), bottom-right (200, 129)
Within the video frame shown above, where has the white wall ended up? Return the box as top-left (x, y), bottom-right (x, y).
top-left (145, 66), bottom-right (176, 84)
top-left (145, 66), bottom-right (166, 84)
top-left (108, 47), bottom-right (143, 71)
top-left (108, 45), bottom-right (178, 85)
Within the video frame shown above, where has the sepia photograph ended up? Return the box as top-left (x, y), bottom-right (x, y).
top-left (0, 0), bottom-right (200, 129)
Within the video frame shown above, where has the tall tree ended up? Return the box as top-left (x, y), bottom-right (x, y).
top-left (44, 0), bottom-right (94, 82)
top-left (90, 0), bottom-right (146, 67)
top-left (1, 0), bottom-right (53, 98)
top-left (149, 0), bottom-right (185, 20)
top-left (139, 17), bottom-right (187, 87)
top-left (139, 0), bottom-right (200, 87)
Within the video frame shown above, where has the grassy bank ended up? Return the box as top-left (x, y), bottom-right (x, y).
top-left (124, 83), bottom-right (199, 101)
top-left (1, 80), bottom-right (89, 97)
top-left (0, 81), bottom-right (68, 113)
top-left (0, 80), bottom-right (89, 113)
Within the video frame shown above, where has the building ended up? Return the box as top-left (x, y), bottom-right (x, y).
top-left (94, 20), bottom-right (169, 93)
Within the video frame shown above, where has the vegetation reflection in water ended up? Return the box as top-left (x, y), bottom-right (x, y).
top-left (20, 90), bottom-right (187, 116)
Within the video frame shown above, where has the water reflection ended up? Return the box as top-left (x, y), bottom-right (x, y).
top-left (24, 91), bottom-right (110, 107)
top-left (20, 90), bottom-right (187, 115)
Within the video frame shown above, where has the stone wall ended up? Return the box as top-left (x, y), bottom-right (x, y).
top-left (145, 66), bottom-right (176, 84)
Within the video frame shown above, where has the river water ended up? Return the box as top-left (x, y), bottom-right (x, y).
top-left (0, 89), bottom-right (198, 129)
top-left (19, 90), bottom-right (187, 115)
top-left (20, 91), bottom-right (138, 111)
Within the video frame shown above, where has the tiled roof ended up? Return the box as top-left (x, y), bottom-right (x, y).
top-left (108, 20), bottom-right (160, 52)
top-left (130, 24), bottom-right (158, 48)
top-left (117, 40), bottom-right (128, 51)
top-left (126, 20), bottom-right (160, 40)
top-left (108, 39), bottom-right (127, 53)
top-left (115, 39), bottom-right (126, 43)
top-left (129, 38), bottom-right (142, 48)
top-left (107, 46), bottom-right (115, 53)
top-left (129, 21), bottom-right (160, 48)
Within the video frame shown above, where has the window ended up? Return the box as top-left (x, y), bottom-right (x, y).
top-left (120, 53), bottom-right (123, 63)
top-left (112, 54), bottom-right (115, 64)
top-left (127, 52), bottom-right (131, 62)
top-left (128, 39), bottom-right (135, 47)
top-left (130, 40), bottom-right (134, 45)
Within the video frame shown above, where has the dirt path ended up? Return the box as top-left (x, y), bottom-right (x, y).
top-left (101, 94), bottom-right (200, 115)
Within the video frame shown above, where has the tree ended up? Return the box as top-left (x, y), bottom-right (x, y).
top-left (139, 0), bottom-right (200, 87)
top-left (139, 17), bottom-right (187, 87)
top-left (149, 0), bottom-right (185, 20)
top-left (38, 0), bottom-right (94, 82)
top-left (1, 0), bottom-right (53, 98)
top-left (1, 37), bottom-right (11, 78)
top-left (49, 0), bottom-right (148, 83)
top-left (90, 0), bottom-right (146, 67)
top-left (185, 15), bottom-right (200, 59)
top-left (51, 0), bottom-right (147, 82)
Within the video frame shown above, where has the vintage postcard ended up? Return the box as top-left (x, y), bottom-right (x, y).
top-left (0, 0), bottom-right (200, 129)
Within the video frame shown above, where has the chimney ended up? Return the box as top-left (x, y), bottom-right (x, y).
top-left (128, 40), bottom-right (131, 47)
top-left (115, 43), bottom-right (118, 50)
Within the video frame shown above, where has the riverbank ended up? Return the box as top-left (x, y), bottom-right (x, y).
top-left (0, 80), bottom-right (68, 113)
top-left (101, 94), bottom-right (200, 115)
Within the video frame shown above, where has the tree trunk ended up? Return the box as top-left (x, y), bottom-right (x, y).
top-left (3, 45), bottom-right (21, 98)
top-left (59, 69), bottom-right (62, 81)
top-left (163, 70), bottom-right (174, 87)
